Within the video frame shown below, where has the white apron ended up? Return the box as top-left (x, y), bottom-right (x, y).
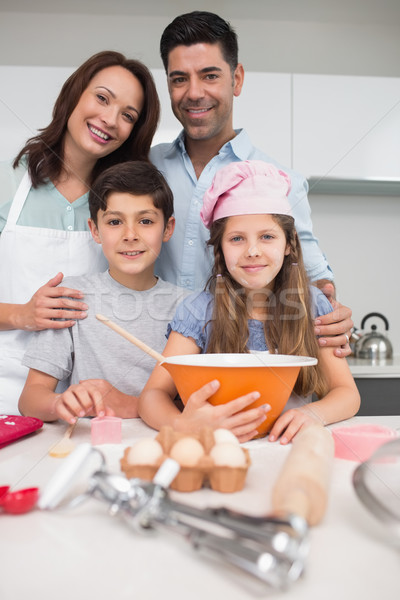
top-left (0, 172), bottom-right (107, 414)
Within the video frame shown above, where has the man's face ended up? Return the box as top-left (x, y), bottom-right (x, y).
top-left (167, 42), bottom-right (244, 145)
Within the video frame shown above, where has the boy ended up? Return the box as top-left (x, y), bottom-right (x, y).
top-left (19, 161), bottom-right (188, 423)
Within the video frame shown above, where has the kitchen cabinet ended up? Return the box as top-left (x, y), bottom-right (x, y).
top-left (347, 356), bottom-right (400, 416)
top-left (292, 74), bottom-right (400, 180)
top-left (234, 72), bottom-right (292, 167)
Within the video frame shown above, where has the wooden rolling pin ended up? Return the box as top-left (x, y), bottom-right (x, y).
top-left (271, 424), bottom-right (334, 526)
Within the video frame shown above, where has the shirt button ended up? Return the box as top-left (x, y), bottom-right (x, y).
top-left (67, 225), bottom-right (73, 231)
top-left (188, 240), bottom-right (194, 246)
top-left (66, 206), bottom-right (72, 211)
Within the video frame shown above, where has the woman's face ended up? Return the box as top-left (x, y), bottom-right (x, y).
top-left (65, 65), bottom-right (144, 163)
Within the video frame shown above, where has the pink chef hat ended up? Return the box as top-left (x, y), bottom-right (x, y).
top-left (200, 160), bottom-right (292, 229)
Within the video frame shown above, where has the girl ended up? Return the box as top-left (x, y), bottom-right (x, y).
top-left (0, 50), bottom-right (160, 414)
top-left (139, 160), bottom-right (360, 443)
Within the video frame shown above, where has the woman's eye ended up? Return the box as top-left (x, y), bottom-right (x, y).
top-left (96, 94), bottom-right (107, 103)
top-left (123, 112), bottom-right (135, 123)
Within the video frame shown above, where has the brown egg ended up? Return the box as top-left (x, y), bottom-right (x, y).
top-left (127, 438), bottom-right (163, 465)
top-left (170, 437), bottom-right (205, 467)
top-left (210, 442), bottom-right (246, 467)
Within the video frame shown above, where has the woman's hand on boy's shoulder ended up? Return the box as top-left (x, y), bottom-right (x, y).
top-left (14, 272), bottom-right (88, 331)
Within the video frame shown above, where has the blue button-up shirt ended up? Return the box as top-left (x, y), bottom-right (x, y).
top-left (150, 129), bottom-right (333, 291)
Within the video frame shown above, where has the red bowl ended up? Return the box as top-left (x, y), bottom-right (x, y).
top-left (0, 487), bottom-right (39, 514)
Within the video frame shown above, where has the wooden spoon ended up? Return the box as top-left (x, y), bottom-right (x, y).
top-left (49, 422), bottom-right (77, 458)
top-left (96, 313), bottom-right (165, 363)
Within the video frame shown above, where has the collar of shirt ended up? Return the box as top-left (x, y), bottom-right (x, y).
top-left (168, 128), bottom-right (253, 162)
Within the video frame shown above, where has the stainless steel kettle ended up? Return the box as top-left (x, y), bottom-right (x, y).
top-left (354, 312), bottom-right (393, 360)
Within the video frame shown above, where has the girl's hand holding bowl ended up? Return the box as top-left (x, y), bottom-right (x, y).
top-left (175, 379), bottom-right (270, 443)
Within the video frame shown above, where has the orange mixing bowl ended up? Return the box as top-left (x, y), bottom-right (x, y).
top-left (161, 353), bottom-right (317, 437)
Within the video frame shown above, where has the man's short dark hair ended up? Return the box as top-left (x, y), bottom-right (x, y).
top-left (160, 11), bottom-right (238, 73)
top-left (89, 161), bottom-right (174, 226)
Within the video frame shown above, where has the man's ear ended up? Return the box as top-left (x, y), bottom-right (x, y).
top-left (163, 216), bottom-right (175, 242)
top-left (88, 218), bottom-right (101, 244)
top-left (233, 63), bottom-right (244, 98)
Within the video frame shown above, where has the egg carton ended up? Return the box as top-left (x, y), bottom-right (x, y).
top-left (120, 426), bottom-right (251, 493)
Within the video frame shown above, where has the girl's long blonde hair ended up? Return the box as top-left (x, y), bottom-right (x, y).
top-left (206, 215), bottom-right (327, 397)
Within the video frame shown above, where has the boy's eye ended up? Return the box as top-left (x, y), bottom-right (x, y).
top-left (140, 218), bottom-right (153, 225)
top-left (108, 219), bottom-right (121, 226)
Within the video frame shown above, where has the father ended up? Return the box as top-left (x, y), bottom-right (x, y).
top-left (151, 10), bottom-right (352, 355)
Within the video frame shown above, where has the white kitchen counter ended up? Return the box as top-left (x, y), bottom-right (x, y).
top-left (1, 416), bottom-right (400, 600)
top-left (347, 355), bottom-right (400, 378)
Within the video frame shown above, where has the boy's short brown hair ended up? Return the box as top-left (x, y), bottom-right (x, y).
top-left (89, 161), bottom-right (174, 226)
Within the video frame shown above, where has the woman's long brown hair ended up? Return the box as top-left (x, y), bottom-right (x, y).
top-left (206, 215), bottom-right (327, 397)
top-left (13, 51), bottom-right (160, 187)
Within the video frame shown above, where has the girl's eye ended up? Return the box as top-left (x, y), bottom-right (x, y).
top-left (231, 236), bottom-right (243, 242)
top-left (262, 234), bottom-right (273, 240)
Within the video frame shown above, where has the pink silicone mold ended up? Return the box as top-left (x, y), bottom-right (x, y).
top-left (91, 416), bottom-right (122, 445)
top-left (332, 424), bottom-right (398, 462)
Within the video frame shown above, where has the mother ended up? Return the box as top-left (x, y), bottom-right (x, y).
top-left (0, 51), bottom-right (160, 414)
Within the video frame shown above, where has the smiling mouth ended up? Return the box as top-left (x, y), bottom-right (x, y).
top-left (186, 107), bottom-right (212, 115)
top-left (120, 251), bottom-right (143, 257)
top-left (242, 265), bottom-right (266, 271)
top-left (88, 124), bottom-right (112, 141)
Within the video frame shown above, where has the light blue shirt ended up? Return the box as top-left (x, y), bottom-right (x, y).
top-left (0, 160), bottom-right (91, 233)
top-left (150, 129), bottom-right (333, 291)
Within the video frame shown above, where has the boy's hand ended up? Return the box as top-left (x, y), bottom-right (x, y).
top-left (176, 380), bottom-right (270, 443)
top-left (80, 379), bottom-right (139, 418)
top-left (54, 380), bottom-right (112, 424)
top-left (268, 407), bottom-right (322, 445)
top-left (15, 272), bottom-right (88, 331)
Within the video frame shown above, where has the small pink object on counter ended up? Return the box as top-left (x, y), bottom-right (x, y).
top-left (91, 416), bottom-right (122, 445)
top-left (332, 424), bottom-right (398, 462)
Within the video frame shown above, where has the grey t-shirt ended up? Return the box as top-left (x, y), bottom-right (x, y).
top-left (22, 271), bottom-right (189, 396)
